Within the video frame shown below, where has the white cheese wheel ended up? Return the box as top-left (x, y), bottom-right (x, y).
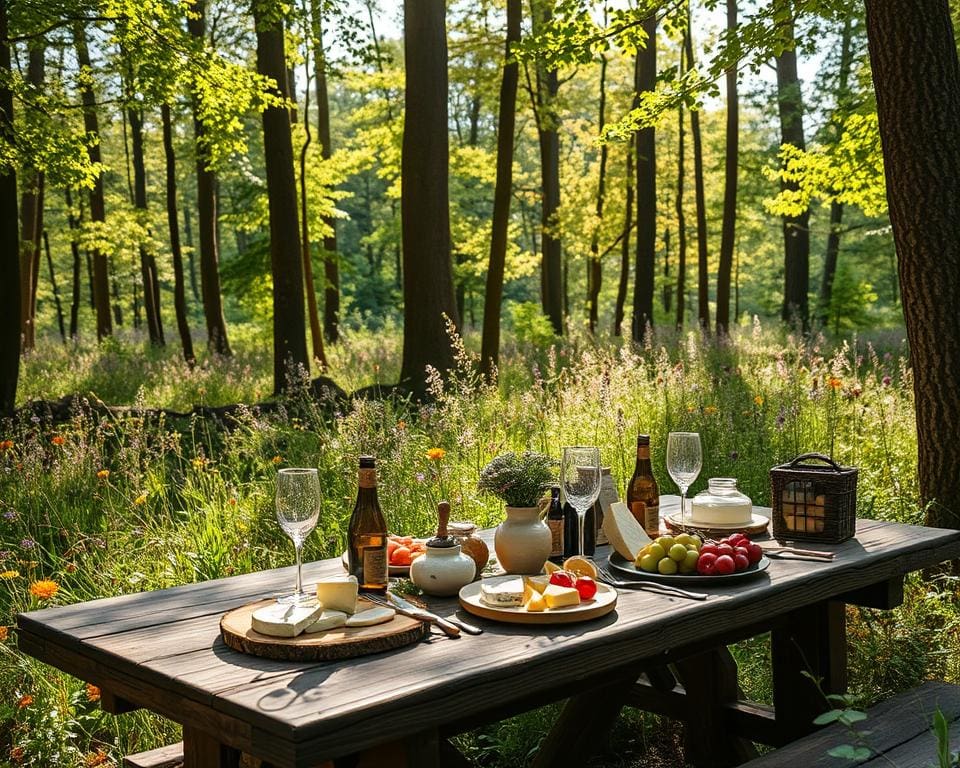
top-left (316, 575), bottom-right (359, 614)
top-left (251, 602), bottom-right (325, 638)
top-left (302, 610), bottom-right (348, 634)
top-left (344, 605), bottom-right (395, 627)
top-left (480, 577), bottom-right (524, 607)
top-left (602, 501), bottom-right (652, 561)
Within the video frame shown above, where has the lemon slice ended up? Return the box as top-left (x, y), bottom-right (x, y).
top-left (562, 555), bottom-right (599, 580)
top-left (543, 560), bottom-right (561, 575)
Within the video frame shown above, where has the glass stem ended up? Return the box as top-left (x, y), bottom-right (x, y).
top-left (578, 508), bottom-right (586, 556)
top-left (295, 540), bottom-right (303, 596)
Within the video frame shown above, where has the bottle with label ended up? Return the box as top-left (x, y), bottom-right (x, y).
top-left (626, 434), bottom-right (660, 537)
top-left (594, 467), bottom-right (618, 546)
top-left (546, 486), bottom-right (566, 563)
top-left (562, 492), bottom-right (595, 558)
top-left (347, 456), bottom-right (388, 593)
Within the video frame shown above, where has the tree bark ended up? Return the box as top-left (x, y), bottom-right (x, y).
top-left (161, 103), bottom-right (195, 365)
top-left (588, 50), bottom-right (609, 335)
top-left (18, 44), bottom-right (44, 351)
top-left (614, 108), bottom-right (636, 337)
top-left (633, 19), bottom-right (657, 340)
top-left (775, 21), bottom-right (810, 330)
top-left (480, 0), bottom-right (521, 375)
top-left (1, 0), bottom-right (20, 415)
top-left (183, 202), bottom-right (200, 302)
top-left (715, 0), bottom-right (739, 335)
top-left (675, 67), bottom-right (688, 331)
top-left (253, 1), bottom-right (310, 393)
top-left (685, 22), bottom-right (710, 334)
top-left (74, 23), bottom-right (112, 340)
top-left (43, 231), bottom-right (66, 343)
top-left (67, 189), bottom-right (82, 339)
top-left (188, 0), bottom-right (231, 355)
top-left (399, 0), bottom-right (460, 394)
top-left (865, 0), bottom-right (960, 529)
top-left (128, 106), bottom-right (165, 345)
top-left (311, 0), bottom-right (340, 344)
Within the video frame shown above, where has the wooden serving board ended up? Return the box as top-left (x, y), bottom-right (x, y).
top-left (220, 599), bottom-right (429, 662)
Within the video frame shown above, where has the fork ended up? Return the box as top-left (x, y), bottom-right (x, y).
top-left (596, 565), bottom-right (709, 601)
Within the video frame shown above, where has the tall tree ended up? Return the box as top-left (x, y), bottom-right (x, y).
top-left (0, 0), bottom-right (20, 415)
top-left (864, 0), bottom-right (960, 529)
top-left (632, 17), bottom-right (657, 340)
top-left (66, 189), bottom-right (82, 338)
top-left (162, 103), bottom-right (195, 365)
top-left (188, 0), bottom-right (231, 355)
top-left (529, 0), bottom-right (563, 335)
top-left (43, 232), bottom-right (66, 342)
top-left (715, 0), bottom-right (738, 334)
top-left (775, 20), bottom-right (810, 330)
top-left (685, 20), bottom-right (710, 333)
top-left (399, 0), bottom-right (460, 393)
top-left (480, 0), bottom-right (521, 376)
top-left (311, 0), bottom-right (340, 343)
top-left (614, 97), bottom-right (637, 337)
top-left (253, 0), bottom-right (310, 393)
top-left (587, 48), bottom-right (609, 335)
top-left (74, 23), bottom-right (112, 340)
top-left (675, 59), bottom-right (688, 330)
top-left (818, 16), bottom-right (854, 326)
top-left (18, 43), bottom-right (44, 351)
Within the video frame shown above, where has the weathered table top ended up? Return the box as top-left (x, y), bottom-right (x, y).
top-left (17, 511), bottom-right (960, 768)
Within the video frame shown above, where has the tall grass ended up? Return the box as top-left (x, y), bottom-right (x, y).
top-left (0, 321), bottom-right (954, 767)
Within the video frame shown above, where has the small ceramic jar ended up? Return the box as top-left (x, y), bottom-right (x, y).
top-left (410, 502), bottom-right (477, 596)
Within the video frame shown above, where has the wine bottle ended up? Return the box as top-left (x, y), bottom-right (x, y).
top-left (627, 434), bottom-right (660, 537)
top-left (347, 455), bottom-right (388, 593)
top-left (546, 486), bottom-right (565, 563)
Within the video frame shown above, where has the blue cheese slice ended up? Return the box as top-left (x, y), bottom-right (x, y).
top-left (251, 602), bottom-right (325, 638)
top-left (303, 610), bottom-right (348, 634)
top-left (480, 577), bottom-right (525, 607)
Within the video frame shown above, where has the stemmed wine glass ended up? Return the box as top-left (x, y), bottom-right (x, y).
top-left (666, 432), bottom-right (702, 525)
top-left (561, 446), bottom-right (601, 558)
top-left (275, 467), bottom-right (321, 604)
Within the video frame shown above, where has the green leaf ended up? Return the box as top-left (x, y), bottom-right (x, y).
top-left (814, 710), bottom-right (844, 725)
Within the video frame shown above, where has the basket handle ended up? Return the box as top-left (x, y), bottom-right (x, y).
top-left (787, 452), bottom-right (843, 471)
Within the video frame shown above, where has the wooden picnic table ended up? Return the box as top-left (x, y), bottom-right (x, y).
top-left (17, 499), bottom-right (960, 768)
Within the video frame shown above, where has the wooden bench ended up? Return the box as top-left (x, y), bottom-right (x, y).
top-left (123, 742), bottom-right (183, 768)
top-left (739, 681), bottom-right (960, 767)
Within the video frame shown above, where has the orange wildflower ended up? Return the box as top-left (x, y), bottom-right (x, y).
top-left (29, 580), bottom-right (59, 600)
top-left (0, 626), bottom-right (8, 642)
top-left (50, 435), bottom-right (65, 446)
top-left (0, 439), bottom-right (13, 451)
top-left (86, 683), bottom-right (101, 702)
top-left (704, 405), bottom-right (719, 416)
top-left (426, 448), bottom-right (446, 461)
top-left (271, 455), bottom-right (283, 465)
top-left (17, 695), bottom-right (32, 709)
top-left (96, 469), bottom-right (110, 480)
top-left (10, 746), bottom-right (24, 762)
top-left (396, 420), bottom-right (406, 431)
top-left (828, 377), bottom-right (843, 390)
top-left (84, 749), bottom-right (110, 767)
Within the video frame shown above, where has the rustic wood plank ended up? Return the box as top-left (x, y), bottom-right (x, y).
top-left (182, 727), bottom-right (240, 768)
top-left (101, 687), bottom-right (139, 714)
top-left (839, 575), bottom-right (904, 610)
top-left (123, 742), bottom-right (184, 768)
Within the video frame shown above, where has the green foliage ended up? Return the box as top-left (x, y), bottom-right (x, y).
top-left (477, 450), bottom-right (557, 507)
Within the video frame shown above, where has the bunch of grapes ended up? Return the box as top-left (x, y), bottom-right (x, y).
top-left (634, 532), bottom-right (764, 576)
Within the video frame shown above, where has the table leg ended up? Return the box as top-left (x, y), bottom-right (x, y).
top-left (771, 600), bottom-right (847, 743)
top-left (673, 647), bottom-right (758, 768)
top-left (348, 729), bottom-right (442, 768)
top-left (182, 727), bottom-right (241, 768)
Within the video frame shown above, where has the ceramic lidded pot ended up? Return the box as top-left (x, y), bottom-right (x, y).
top-left (448, 521), bottom-right (489, 578)
top-left (410, 502), bottom-right (477, 596)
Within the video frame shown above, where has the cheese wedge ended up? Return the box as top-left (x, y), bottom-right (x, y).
top-left (303, 610), bottom-right (348, 634)
top-left (251, 601), bottom-right (325, 638)
top-left (524, 575), bottom-right (551, 594)
top-left (603, 501), bottom-right (652, 561)
top-left (524, 591), bottom-right (547, 612)
top-left (316, 575), bottom-right (359, 614)
top-left (480, 577), bottom-right (525, 607)
top-left (345, 605), bottom-right (395, 627)
top-left (543, 583), bottom-right (580, 609)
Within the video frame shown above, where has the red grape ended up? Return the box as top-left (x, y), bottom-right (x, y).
top-left (700, 543), bottom-right (719, 557)
top-left (575, 576), bottom-right (598, 600)
top-left (733, 553), bottom-right (750, 571)
top-left (715, 554), bottom-right (736, 575)
top-left (549, 571), bottom-right (575, 588)
top-left (717, 543), bottom-right (735, 557)
top-left (746, 542), bottom-right (763, 564)
top-left (697, 552), bottom-right (718, 575)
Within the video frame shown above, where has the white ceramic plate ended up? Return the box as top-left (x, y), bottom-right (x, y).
top-left (458, 575), bottom-right (617, 624)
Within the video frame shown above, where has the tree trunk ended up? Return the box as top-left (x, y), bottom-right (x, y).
top-left (480, 0), bottom-right (521, 376)
top-left (1, 0), bottom-right (20, 415)
top-left (399, 0), bottom-right (460, 394)
top-left (685, 22), bottom-right (710, 334)
top-left (183, 202), bottom-right (200, 302)
top-left (188, 0), bottom-right (231, 355)
top-left (161, 103), bottom-right (195, 365)
top-left (614, 108), bottom-right (636, 337)
top-left (865, 0), bottom-right (960, 530)
top-left (775, 22), bottom-right (810, 330)
top-left (74, 23), bottom-right (112, 340)
top-left (43, 231), bottom-right (66, 343)
top-left (129, 106), bottom-right (165, 345)
top-left (818, 17), bottom-right (853, 326)
top-left (715, 0), bottom-right (739, 335)
top-left (633, 19), bottom-right (657, 340)
top-left (675, 72), bottom-right (688, 331)
top-left (67, 189), bottom-right (82, 338)
top-left (253, 2), bottom-right (310, 393)
top-left (311, 0), bottom-right (340, 343)
top-left (18, 44), bottom-right (44, 351)
top-left (588, 50), bottom-right (609, 334)
top-left (662, 227), bottom-right (671, 313)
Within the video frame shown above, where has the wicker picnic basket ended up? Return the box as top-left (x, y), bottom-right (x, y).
top-left (770, 453), bottom-right (858, 543)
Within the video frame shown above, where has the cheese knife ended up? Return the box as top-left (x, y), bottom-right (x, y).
top-left (387, 592), bottom-right (484, 635)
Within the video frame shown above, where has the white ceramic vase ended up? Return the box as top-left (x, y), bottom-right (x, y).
top-left (494, 506), bottom-right (552, 574)
top-left (410, 543), bottom-right (476, 596)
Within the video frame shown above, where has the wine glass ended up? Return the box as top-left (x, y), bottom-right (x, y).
top-left (561, 446), bottom-right (601, 557)
top-left (666, 432), bottom-right (702, 524)
top-left (275, 467), bottom-right (321, 604)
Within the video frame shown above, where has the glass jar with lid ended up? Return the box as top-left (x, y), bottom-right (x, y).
top-left (689, 478), bottom-right (753, 527)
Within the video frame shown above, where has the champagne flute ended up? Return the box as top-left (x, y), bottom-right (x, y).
top-left (275, 468), bottom-right (321, 604)
top-left (666, 432), bottom-right (702, 524)
top-left (561, 446), bottom-right (601, 558)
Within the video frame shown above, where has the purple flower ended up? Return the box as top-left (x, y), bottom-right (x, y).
top-left (20, 538), bottom-right (35, 550)
top-left (415, 472), bottom-right (426, 483)
top-left (882, 375), bottom-right (892, 387)
top-left (775, 406), bottom-right (787, 431)
top-left (0, 550), bottom-right (11, 560)
top-left (4, 510), bottom-right (17, 522)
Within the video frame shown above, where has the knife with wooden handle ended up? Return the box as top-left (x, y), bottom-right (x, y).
top-left (387, 592), bottom-right (483, 635)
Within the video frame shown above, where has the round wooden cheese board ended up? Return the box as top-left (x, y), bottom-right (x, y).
top-left (220, 598), bottom-right (429, 662)
top-left (458, 575), bottom-right (617, 625)
top-left (664, 511), bottom-right (769, 538)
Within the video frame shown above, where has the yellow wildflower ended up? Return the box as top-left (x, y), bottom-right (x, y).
top-left (86, 684), bottom-right (101, 702)
top-left (754, 395), bottom-right (764, 406)
top-left (50, 435), bottom-right (65, 446)
top-left (1, 570), bottom-right (19, 580)
top-left (191, 457), bottom-right (207, 469)
top-left (96, 469), bottom-right (110, 480)
top-left (133, 494), bottom-right (147, 506)
top-left (704, 405), bottom-right (719, 416)
top-left (29, 580), bottom-right (59, 600)
top-left (426, 448), bottom-right (446, 461)
top-left (0, 626), bottom-right (8, 642)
